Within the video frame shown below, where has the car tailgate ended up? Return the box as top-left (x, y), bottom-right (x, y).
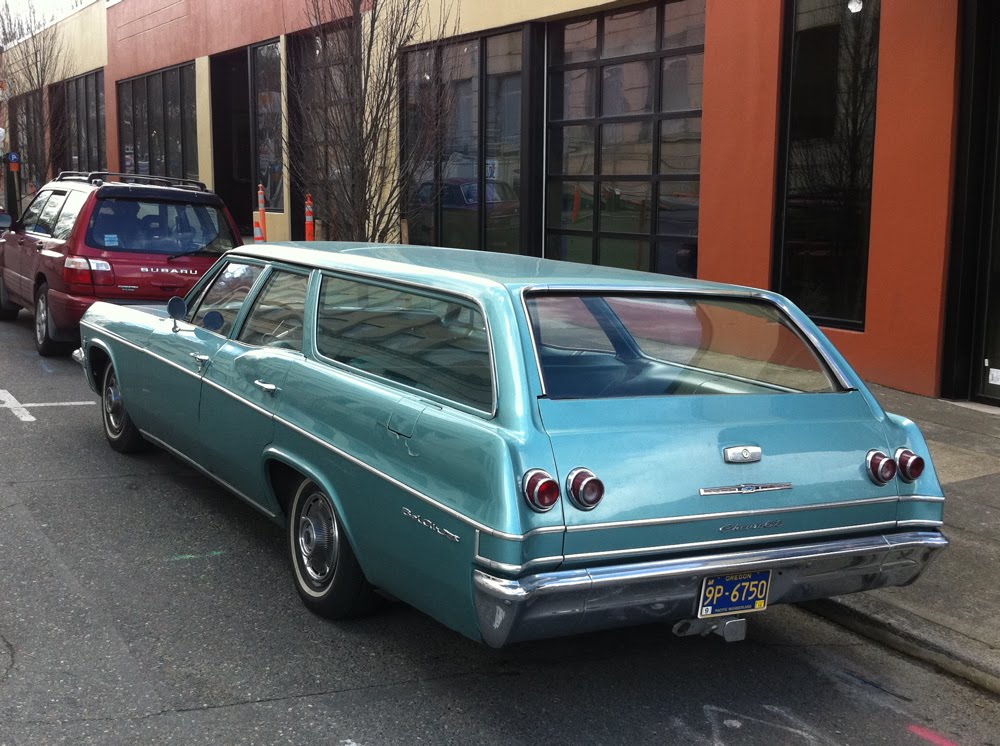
top-left (537, 390), bottom-right (903, 566)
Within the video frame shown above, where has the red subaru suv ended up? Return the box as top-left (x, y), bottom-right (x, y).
top-left (0, 172), bottom-right (242, 355)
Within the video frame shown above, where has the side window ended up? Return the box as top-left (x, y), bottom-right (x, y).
top-left (528, 295), bottom-right (615, 353)
top-left (237, 270), bottom-right (309, 351)
top-left (19, 191), bottom-right (52, 233)
top-left (51, 191), bottom-right (90, 241)
top-left (188, 261), bottom-right (264, 335)
top-left (316, 275), bottom-right (493, 411)
top-left (34, 192), bottom-right (68, 237)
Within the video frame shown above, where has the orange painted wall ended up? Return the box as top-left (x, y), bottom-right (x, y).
top-left (699, 0), bottom-right (960, 397)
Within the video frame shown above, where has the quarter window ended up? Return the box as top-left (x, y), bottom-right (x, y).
top-left (237, 270), bottom-right (309, 350)
top-left (316, 275), bottom-right (493, 411)
top-left (51, 191), bottom-right (89, 241)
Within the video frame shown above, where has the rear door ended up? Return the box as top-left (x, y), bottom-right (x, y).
top-left (5, 191), bottom-right (53, 303)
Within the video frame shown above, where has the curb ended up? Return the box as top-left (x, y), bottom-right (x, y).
top-left (801, 598), bottom-right (1000, 696)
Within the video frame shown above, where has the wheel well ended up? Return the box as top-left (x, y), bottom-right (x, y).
top-left (34, 274), bottom-right (47, 295)
top-left (267, 460), bottom-right (307, 518)
top-left (88, 346), bottom-right (111, 386)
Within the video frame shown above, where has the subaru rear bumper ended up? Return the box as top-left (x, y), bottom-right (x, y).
top-left (472, 530), bottom-right (948, 647)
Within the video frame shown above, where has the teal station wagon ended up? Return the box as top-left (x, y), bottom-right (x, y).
top-left (75, 243), bottom-right (948, 646)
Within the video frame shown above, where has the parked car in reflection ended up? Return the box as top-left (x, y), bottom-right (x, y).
top-left (0, 171), bottom-right (241, 355)
top-left (408, 179), bottom-right (520, 250)
top-left (75, 242), bottom-right (947, 646)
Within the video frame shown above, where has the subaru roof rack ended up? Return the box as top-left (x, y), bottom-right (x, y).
top-left (54, 171), bottom-right (208, 192)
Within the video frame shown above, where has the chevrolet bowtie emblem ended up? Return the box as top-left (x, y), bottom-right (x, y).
top-left (699, 483), bottom-right (793, 496)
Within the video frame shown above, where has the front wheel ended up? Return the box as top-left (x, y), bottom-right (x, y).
top-left (288, 479), bottom-right (376, 619)
top-left (101, 363), bottom-right (145, 453)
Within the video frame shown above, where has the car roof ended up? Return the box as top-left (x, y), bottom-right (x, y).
top-left (231, 242), bottom-right (759, 298)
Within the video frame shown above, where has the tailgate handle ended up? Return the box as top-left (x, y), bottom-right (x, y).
top-left (724, 446), bottom-right (761, 464)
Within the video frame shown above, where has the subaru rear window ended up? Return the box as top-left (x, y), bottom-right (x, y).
top-left (526, 293), bottom-right (842, 398)
top-left (86, 198), bottom-right (236, 255)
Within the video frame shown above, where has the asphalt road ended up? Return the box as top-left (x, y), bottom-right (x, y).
top-left (0, 314), bottom-right (997, 745)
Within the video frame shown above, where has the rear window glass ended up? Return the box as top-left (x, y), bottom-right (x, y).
top-left (86, 198), bottom-right (237, 255)
top-left (526, 293), bottom-right (841, 398)
top-left (316, 275), bottom-right (493, 411)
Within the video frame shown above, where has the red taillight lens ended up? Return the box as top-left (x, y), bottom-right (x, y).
top-left (63, 256), bottom-right (93, 285)
top-left (63, 257), bottom-right (115, 286)
top-left (866, 450), bottom-right (897, 485)
top-left (566, 468), bottom-right (605, 510)
top-left (523, 469), bottom-right (559, 512)
top-left (895, 449), bottom-right (925, 482)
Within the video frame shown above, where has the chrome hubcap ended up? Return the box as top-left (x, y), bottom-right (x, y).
top-left (297, 492), bottom-right (337, 586)
top-left (35, 293), bottom-right (47, 345)
top-left (104, 371), bottom-right (124, 433)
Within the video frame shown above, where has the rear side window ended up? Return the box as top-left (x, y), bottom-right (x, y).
top-left (51, 191), bottom-right (89, 241)
top-left (526, 293), bottom-right (841, 398)
top-left (316, 275), bottom-right (493, 411)
top-left (237, 270), bottom-right (309, 351)
top-left (20, 191), bottom-right (54, 234)
top-left (188, 261), bottom-right (264, 336)
top-left (86, 198), bottom-right (237, 254)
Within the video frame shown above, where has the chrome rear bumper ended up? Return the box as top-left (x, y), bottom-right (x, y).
top-left (472, 530), bottom-right (947, 648)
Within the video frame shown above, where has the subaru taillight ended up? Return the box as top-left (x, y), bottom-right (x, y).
top-left (866, 450), bottom-right (897, 485)
top-left (63, 257), bottom-right (114, 286)
top-left (63, 256), bottom-right (92, 284)
top-left (566, 467), bottom-right (605, 510)
top-left (895, 449), bottom-right (925, 482)
top-left (522, 469), bottom-right (559, 512)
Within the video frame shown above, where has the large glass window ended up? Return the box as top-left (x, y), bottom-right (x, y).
top-left (403, 31), bottom-right (525, 253)
top-left (10, 90), bottom-right (45, 197)
top-left (546, 0), bottom-right (704, 277)
top-left (253, 41), bottom-right (283, 211)
top-left (774, 0), bottom-right (881, 329)
top-left (118, 63), bottom-right (198, 180)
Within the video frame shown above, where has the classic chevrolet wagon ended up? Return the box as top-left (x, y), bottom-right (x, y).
top-left (75, 243), bottom-right (948, 646)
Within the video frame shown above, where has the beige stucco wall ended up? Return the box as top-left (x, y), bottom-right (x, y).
top-left (196, 56), bottom-right (214, 188)
top-left (418, 0), bottom-right (623, 40)
top-left (56, 0), bottom-right (108, 79)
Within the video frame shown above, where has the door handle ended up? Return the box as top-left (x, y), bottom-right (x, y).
top-left (253, 379), bottom-right (278, 394)
top-left (189, 352), bottom-right (210, 370)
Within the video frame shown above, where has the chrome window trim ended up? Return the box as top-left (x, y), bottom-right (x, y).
top-left (312, 269), bottom-right (500, 418)
top-left (519, 285), bottom-right (855, 396)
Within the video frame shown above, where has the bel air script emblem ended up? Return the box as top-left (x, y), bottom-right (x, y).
top-left (699, 483), bottom-right (793, 496)
top-left (402, 506), bottom-right (460, 543)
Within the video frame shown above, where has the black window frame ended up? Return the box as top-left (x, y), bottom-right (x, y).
top-left (118, 62), bottom-right (198, 180)
top-left (545, 0), bottom-right (705, 276)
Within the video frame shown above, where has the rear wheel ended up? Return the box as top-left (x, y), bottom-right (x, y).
top-left (288, 479), bottom-right (376, 619)
top-left (0, 276), bottom-right (18, 321)
top-left (34, 283), bottom-right (69, 356)
top-left (101, 363), bottom-right (145, 453)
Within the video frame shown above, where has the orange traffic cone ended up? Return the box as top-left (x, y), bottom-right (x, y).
top-left (257, 183), bottom-right (267, 241)
top-left (253, 218), bottom-right (264, 243)
top-left (305, 193), bottom-right (315, 241)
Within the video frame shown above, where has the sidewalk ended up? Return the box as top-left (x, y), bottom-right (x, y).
top-left (803, 384), bottom-right (1000, 694)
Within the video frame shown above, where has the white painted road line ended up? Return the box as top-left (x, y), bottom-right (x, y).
top-left (0, 391), bottom-right (97, 422)
top-left (0, 390), bottom-right (35, 422)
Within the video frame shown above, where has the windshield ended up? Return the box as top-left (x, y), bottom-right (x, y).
top-left (85, 198), bottom-right (237, 255)
top-left (525, 292), bottom-right (843, 398)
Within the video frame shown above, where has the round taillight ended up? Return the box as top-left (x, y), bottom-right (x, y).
top-left (523, 469), bottom-right (560, 512)
top-left (866, 450), bottom-right (897, 485)
top-left (566, 467), bottom-right (605, 510)
top-left (895, 449), bottom-right (925, 482)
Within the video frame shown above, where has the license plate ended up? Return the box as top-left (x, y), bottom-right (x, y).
top-left (697, 570), bottom-right (771, 618)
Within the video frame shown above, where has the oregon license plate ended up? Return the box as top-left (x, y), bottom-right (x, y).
top-left (697, 570), bottom-right (771, 618)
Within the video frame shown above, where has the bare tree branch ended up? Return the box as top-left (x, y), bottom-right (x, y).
top-left (285, 0), bottom-right (456, 242)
